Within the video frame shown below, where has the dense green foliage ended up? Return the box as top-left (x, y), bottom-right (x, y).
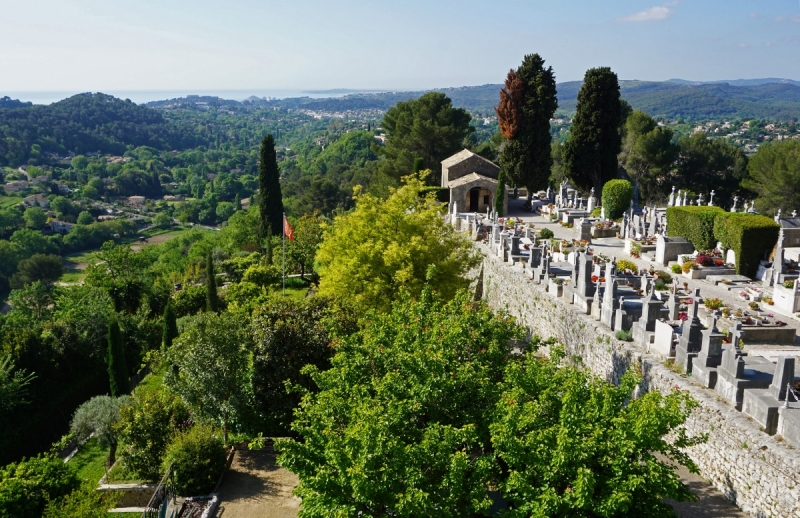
top-left (0, 93), bottom-right (201, 167)
top-left (116, 387), bottom-right (190, 481)
top-left (619, 111), bottom-right (677, 202)
top-left (378, 92), bottom-right (473, 185)
top-left (315, 173), bottom-right (479, 312)
top-left (250, 297), bottom-right (356, 436)
top-left (163, 425), bottom-right (227, 496)
top-left (666, 206), bottom-right (725, 251)
top-left (205, 252), bottom-right (219, 313)
top-left (564, 68), bottom-right (623, 193)
top-left (713, 213), bottom-right (779, 277)
top-left (497, 54), bottom-right (558, 206)
top-left (42, 483), bottom-right (121, 518)
top-left (161, 303), bottom-right (178, 350)
top-left (0, 454), bottom-right (80, 518)
top-left (601, 179), bottom-right (634, 220)
top-left (277, 289), bottom-right (703, 517)
top-left (742, 140), bottom-right (800, 216)
top-left (495, 169), bottom-right (507, 217)
top-left (493, 349), bottom-right (703, 517)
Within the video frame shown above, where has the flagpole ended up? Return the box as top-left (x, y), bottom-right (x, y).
top-left (282, 213), bottom-right (286, 297)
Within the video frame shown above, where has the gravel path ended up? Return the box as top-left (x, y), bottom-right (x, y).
top-left (215, 450), bottom-right (299, 518)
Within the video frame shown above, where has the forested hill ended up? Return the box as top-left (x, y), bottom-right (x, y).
top-left (0, 93), bottom-right (202, 166)
top-left (280, 80), bottom-right (800, 121)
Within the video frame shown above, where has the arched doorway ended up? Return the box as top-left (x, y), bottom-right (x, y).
top-left (466, 186), bottom-right (492, 212)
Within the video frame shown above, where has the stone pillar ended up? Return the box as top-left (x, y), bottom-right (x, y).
top-left (579, 218), bottom-right (592, 243)
top-left (697, 314), bottom-right (724, 368)
top-left (510, 235), bottom-right (521, 256)
top-left (676, 299), bottom-right (704, 373)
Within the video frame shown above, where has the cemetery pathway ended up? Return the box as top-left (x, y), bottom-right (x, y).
top-left (215, 449), bottom-right (300, 518)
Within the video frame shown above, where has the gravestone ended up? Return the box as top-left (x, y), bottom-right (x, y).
top-left (633, 279), bottom-right (665, 347)
top-left (654, 235), bottom-right (695, 267)
top-left (715, 348), bottom-right (775, 411)
top-left (692, 314), bottom-right (725, 388)
top-left (600, 273), bottom-right (618, 330)
top-left (675, 299), bottom-right (704, 374)
top-left (652, 320), bottom-right (676, 358)
top-left (742, 357), bottom-right (798, 434)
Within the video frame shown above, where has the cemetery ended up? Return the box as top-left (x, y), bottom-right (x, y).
top-left (442, 160), bottom-right (800, 518)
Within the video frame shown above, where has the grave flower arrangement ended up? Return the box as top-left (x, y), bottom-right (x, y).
top-left (591, 275), bottom-right (599, 283)
top-left (783, 280), bottom-right (795, 289)
top-left (704, 298), bottom-right (724, 310)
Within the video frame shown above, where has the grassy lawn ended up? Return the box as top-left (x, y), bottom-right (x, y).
top-left (69, 438), bottom-right (110, 485)
top-left (60, 268), bottom-right (85, 283)
top-left (134, 363), bottom-right (166, 396)
top-left (0, 196), bottom-right (21, 209)
top-left (63, 250), bottom-right (99, 264)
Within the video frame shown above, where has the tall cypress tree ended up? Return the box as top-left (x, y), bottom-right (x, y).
top-left (206, 252), bottom-right (219, 313)
top-left (497, 54), bottom-right (558, 209)
top-left (107, 319), bottom-right (129, 397)
top-left (258, 134), bottom-right (283, 239)
top-left (495, 170), bottom-right (507, 217)
top-left (162, 302), bottom-right (179, 350)
top-left (234, 193), bottom-right (242, 211)
top-left (563, 67), bottom-right (623, 194)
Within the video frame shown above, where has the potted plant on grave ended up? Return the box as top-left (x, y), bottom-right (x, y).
top-left (704, 298), bottom-right (724, 311)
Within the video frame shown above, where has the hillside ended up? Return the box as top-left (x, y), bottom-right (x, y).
top-left (277, 80), bottom-right (800, 121)
top-left (0, 93), bottom-right (203, 166)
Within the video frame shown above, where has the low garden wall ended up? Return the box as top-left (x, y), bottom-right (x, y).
top-left (477, 244), bottom-right (800, 518)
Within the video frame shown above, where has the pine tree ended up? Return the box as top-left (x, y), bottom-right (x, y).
top-left (258, 134), bottom-right (284, 239)
top-left (495, 170), bottom-right (507, 217)
top-left (162, 302), bottom-right (179, 350)
top-left (563, 67), bottom-right (623, 194)
top-left (496, 54), bottom-right (558, 209)
top-left (107, 319), bottom-right (129, 397)
top-left (206, 252), bottom-right (219, 313)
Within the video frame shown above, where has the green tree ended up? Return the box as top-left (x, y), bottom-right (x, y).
top-left (258, 134), bottom-right (283, 239)
top-left (76, 211), bottom-right (94, 225)
top-left (619, 110), bottom-right (678, 202)
top-left (671, 132), bottom-right (748, 208)
top-left (497, 54), bottom-right (558, 208)
top-left (379, 92), bottom-right (473, 185)
top-left (216, 201), bottom-right (234, 221)
top-left (162, 425), bottom-right (227, 496)
top-left (492, 349), bottom-right (704, 517)
top-left (70, 395), bottom-right (129, 466)
top-left (205, 252), bottom-right (218, 313)
top-left (85, 242), bottom-right (150, 313)
top-left (162, 303), bottom-right (179, 350)
top-left (276, 289), bottom-right (520, 517)
top-left (564, 67), bottom-right (623, 194)
top-left (10, 228), bottom-right (58, 259)
top-left (115, 387), bottom-right (189, 481)
top-left (251, 297), bottom-right (356, 436)
top-left (9, 253), bottom-right (63, 289)
top-left (107, 319), bottom-right (129, 397)
top-left (164, 311), bottom-right (252, 444)
top-left (741, 140), bottom-right (800, 216)
top-left (286, 212), bottom-right (323, 279)
top-left (71, 155), bottom-right (89, 171)
top-left (315, 173), bottom-right (479, 313)
top-left (0, 354), bottom-right (35, 412)
top-left (23, 207), bottom-right (47, 229)
top-left (495, 169), bottom-right (507, 217)
top-left (152, 212), bottom-right (172, 229)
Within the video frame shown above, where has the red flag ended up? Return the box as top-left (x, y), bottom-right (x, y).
top-left (283, 215), bottom-right (295, 241)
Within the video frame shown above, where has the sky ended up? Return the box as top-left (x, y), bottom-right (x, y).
top-left (1, 0), bottom-right (800, 95)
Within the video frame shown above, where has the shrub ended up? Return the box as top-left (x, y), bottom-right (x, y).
top-left (713, 213), bottom-right (780, 278)
top-left (655, 271), bottom-right (672, 284)
top-left (666, 206), bottom-right (725, 251)
top-left (681, 261), bottom-right (698, 273)
top-left (0, 454), bottom-right (80, 518)
top-left (629, 242), bottom-right (642, 257)
top-left (784, 280), bottom-right (795, 289)
top-left (749, 301), bottom-right (760, 310)
top-left (163, 425), bottom-right (227, 496)
top-left (116, 388), bottom-right (190, 481)
top-left (654, 280), bottom-right (667, 291)
top-left (704, 298), bottom-right (724, 310)
top-left (671, 264), bottom-right (682, 274)
top-left (615, 259), bottom-right (638, 273)
top-left (601, 179), bottom-right (634, 220)
top-left (539, 228), bottom-right (554, 240)
top-left (173, 285), bottom-right (207, 318)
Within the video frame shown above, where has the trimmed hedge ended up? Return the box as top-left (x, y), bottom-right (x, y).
top-left (601, 180), bottom-right (633, 220)
top-left (713, 213), bottom-right (779, 278)
top-left (666, 206), bottom-right (725, 251)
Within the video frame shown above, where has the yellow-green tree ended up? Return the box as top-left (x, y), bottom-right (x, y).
top-left (315, 172), bottom-right (479, 312)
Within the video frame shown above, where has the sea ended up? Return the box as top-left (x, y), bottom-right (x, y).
top-left (1, 89), bottom-right (398, 106)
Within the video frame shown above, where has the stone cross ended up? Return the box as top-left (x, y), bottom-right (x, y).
top-left (776, 209), bottom-right (782, 222)
top-left (697, 193), bottom-right (704, 206)
top-left (668, 186), bottom-right (676, 206)
top-left (793, 210), bottom-right (798, 218)
top-left (731, 195), bottom-right (739, 212)
top-left (682, 191), bottom-right (688, 206)
top-left (708, 190), bottom-right (715, 206)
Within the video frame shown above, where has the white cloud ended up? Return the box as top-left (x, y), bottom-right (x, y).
top-left (749, 13), bottom-right (763, 19)
top-left (775, 15), bottom-right (800, 23)
top-left (618, 4), bottom-right (675, 22)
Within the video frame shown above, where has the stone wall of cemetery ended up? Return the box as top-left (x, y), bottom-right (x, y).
top-left (477, 244), bottom-right (800, 518)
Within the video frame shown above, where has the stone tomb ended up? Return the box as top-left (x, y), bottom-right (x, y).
top-left (690, 315), bottom-right (726, 389)
top-left (742, 356), bottom-right (798, 434)
top-left (654, 235), bottom-right (695, 267)
top-left (675, 299), bottom-right (705, 374)
top-left (651, 320), bottom-right (677, 359)
top-left (715, 348), bottom-right (775, 411)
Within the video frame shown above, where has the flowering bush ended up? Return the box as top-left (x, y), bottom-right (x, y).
top-left (681, 261), bottom-right (698, 273)
top-left (715, 259), bottom-right (724, 267)
top-left (704, 298), bottom-right (724, 310)
top-left (671, 264), bottom-right (683, 274)
top-left (591, 275), bottom-right (599, 283)
top-left (695, 254), bottom-right (715, 267)
top-left (615, 259), bottom-right (638, 273)
top-left (783, 280), bottom-right (795, 289)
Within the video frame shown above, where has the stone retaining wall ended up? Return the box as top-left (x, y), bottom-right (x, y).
top-left (477, 244), bottom-right (800, 518)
